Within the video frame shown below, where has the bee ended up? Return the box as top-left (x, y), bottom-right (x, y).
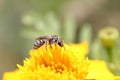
top-left (33, 35), bottom-right (64, 49)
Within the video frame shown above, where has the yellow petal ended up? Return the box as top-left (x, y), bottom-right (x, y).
top-left (115, 76), bottom-right (120, 80)
top-left (3, 70), bottom-right (20, 80)
top-left (71, 41), bottom-right (89, 56)
top-left (86, 60), bottom-right (115, 80)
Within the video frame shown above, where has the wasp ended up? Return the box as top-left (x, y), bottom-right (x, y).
top-left (33, 35), bottom-right (64, 49)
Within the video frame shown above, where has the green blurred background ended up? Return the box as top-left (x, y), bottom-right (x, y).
top-left (1, 0), bottom-right (120, 79)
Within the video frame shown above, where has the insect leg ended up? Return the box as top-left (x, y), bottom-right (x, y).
top-left (44, 40), bottom-right (48, 50)
top-left (49, 40), bottom-right (53, 49)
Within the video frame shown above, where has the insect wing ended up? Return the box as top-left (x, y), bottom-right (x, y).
top-left (35, 36), bottom-right (51, 40)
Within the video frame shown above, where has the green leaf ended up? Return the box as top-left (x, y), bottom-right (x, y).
top-left (79, 23), bottom-right (92, 42)
top-left (63, 14), bottom-right (76, 42)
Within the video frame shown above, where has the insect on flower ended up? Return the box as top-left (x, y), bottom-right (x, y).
top-left (33, 35), bottom-right (64, 49)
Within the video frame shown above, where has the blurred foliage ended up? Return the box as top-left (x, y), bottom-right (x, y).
top-left (27, 0), bottom-right (67, 12)
top-left (21, 12), bottom-right (92, 49)
top-left (21, 12), bottom-right (61, 39)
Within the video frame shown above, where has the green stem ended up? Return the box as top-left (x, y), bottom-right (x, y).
top-left (106, 47), bottom-right (113, 63)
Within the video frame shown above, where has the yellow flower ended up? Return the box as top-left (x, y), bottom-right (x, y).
top-left (3, 41), bottom-right (89, 80)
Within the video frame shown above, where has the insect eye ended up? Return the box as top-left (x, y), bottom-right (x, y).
top-left (58, 42), bottom-right (63, 47)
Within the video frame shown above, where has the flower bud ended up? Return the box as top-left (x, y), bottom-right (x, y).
top-left (98, 27), bottom-right (119, 47)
